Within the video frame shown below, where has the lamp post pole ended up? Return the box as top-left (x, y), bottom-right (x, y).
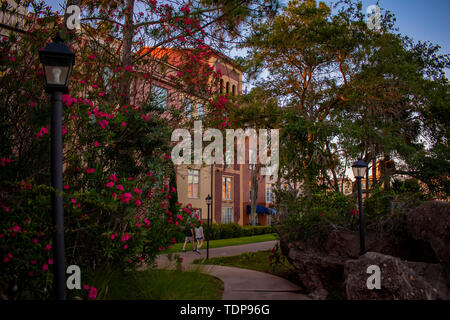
top-left (50, 90), bottom-right (66, 300)
top-left (352, 158), bottom-right (368, 257)
top-left (207, 202), bottom-right (210, 259)
top-left (357, 177), bottom-right (366, 256)
top-left (206, 195), bottom-right (211, 260)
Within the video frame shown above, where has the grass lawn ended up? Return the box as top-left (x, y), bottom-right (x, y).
top-left (89, 268), bottom-right (223, 300)
top-left (161, 233), bottom-right (278, 254)
top-left (192, 249), bottom-right (302, 287)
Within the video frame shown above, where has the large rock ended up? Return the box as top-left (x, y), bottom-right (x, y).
top-left (344, 252), bottom-right (448, 300)
top-left (281, 230), bottom-right (423, 299)
top-left (285, 240), bottom-right (344, 300)
top-left (406, 201), bottom-right (450, 283)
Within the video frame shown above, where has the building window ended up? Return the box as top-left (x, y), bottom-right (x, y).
top-left (184, 98), bottom-right (192, 118)
top-left (266, 183), bottom-right (273, 203)
top-left (188, 169), bottom-right (199, 198)
top-left (219, 79), bottom-right (223, 94)
top-left (226, 81), bottom-right (229, 94)
top-left (222, 176), bottom-right (232, 200)
top-left (151, 85), bottom-right (167, 110)
top-left (197, 103), bottom-right (204, 118)
top-left (232, 84), bottom-right (236, 96)
top-left (222, 207), bottom-right (233, 224)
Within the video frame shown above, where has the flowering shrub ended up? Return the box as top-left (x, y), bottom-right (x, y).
top-left (0, 1), bottom-right (206, 299)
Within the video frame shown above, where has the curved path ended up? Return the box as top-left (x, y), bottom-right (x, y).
top-left (153, 240), bottom-right (310, 300)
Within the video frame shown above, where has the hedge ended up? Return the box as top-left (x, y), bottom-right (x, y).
top-left (172, 223), bottom-right (274, 241)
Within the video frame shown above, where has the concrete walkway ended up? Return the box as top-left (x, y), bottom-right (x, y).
top-left (154, 240), bottom-right (310, 300)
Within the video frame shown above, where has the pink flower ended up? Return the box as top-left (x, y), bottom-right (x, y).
top-left (64, 185), bottom-right (69, 190)
top-left (87, 54), bottom-right (96, 60)
top-left (109, 175), bottom-right (118, 182)
top-left (29, 101), bottom-right (37, 107)
top-left (72, 198), bottom-right (77, 204)
top-left (136, 221), bottom-right (141, 227)
top-left (121, 233), bottom-right (131, 242)
top-left (111, 233), bottom-right (116, 240)
top-left (120, 193), bottom-right (132, 203)
top-left (42, 264), bottom-right (48, 271)
top-left (88, 287), bottom-right (97, 299)
top-left (106, 181), bottom-right (114, 188)
top-left (48, 259), bottom-right (53, 265)
top-left (84, 285), bottom-right (90, 290)
top-left (9, 224), bottom-right (21, 233)
top-left (94, 141), bottom-right (100, 147)
top-left (134, 188), bottom-right (142, 194)
top-left (124, 244), bottom-right (128, 250)
top-left (141, 114), bottom-right (149, 122)
top-left (86, 168), bottom-right (95, 174)
top-left (121, 122), bottom-right (127, 127)
top-left (125, 65), bottom-right (133, 72)
top-left (31, 260), bottom-right (37, 265)
top-left (1, 158), bottom-right (13, 167)
top-left (36, 125), bottom-right (49, 139)
top-left (135, 199), bottom-right (142, 206)
top-left (32, 238), bottom-right (38, 244)
top-left (99, 92), bottom-right (105, 97)
top-left (44, 244), bottom-right (52, 251)
top-left (116, 184), bottom-right (124, 191)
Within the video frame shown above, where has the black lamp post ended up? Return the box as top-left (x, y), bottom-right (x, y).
top-left (39, 33), bottom-right (75, 300)
top-left (205, 194), bottom-right (212, 259)
top-left (352, 158), bottom-right (368, 256)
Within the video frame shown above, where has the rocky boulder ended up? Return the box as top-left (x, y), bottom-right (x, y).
top-left (344, 252), bottom-right (448, 300)
top-left (406, 201), bottom-right (450, 283)
top-left (280, 230), bottom-right (425, 299)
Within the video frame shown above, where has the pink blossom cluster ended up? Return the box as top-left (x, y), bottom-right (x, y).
top-left (1, 157), bottom-right (13, 167)
top-left (62, 94), bottom-right (77, 107)
top-left (36, 125), bottom-right (49, 139)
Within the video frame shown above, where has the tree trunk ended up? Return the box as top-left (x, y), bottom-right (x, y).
top-left (119, 0), bottom-right (135, 106)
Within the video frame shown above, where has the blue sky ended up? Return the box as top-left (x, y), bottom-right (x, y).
top-left (43, 0), bottom-right (449, 77)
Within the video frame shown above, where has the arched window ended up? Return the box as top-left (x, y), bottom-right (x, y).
top-left (226, 81), bottom-right (230, 94)
top-left (232, 84), bottom-right (236, 96)
top-left (219, 79), bottom-right (223, 93)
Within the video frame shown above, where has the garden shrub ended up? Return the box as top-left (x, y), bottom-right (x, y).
top-left (199, 223), bottom-right (274, 241)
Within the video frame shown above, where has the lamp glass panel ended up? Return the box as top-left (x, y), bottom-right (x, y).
top-left (359, 166), bottom-right (367, 177)
top-left (44, 65), bottom-right (69, 85)
top-left (352, 166), bottom-right (358, 178)
top-left (352, 166), bottom-right (367, 178)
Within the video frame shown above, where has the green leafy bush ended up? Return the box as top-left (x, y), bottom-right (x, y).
top-left (202, 223), bottom-right (273, 240)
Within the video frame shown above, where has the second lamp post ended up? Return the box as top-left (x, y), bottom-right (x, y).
top-left (352, 158), bottom-right (368, 256)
